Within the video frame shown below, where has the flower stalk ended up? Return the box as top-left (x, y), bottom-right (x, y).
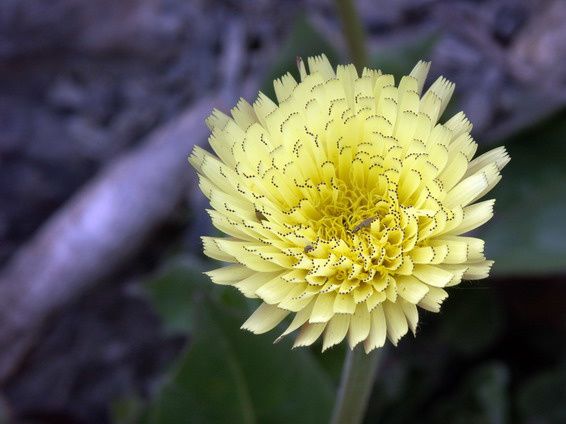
top-left (334, 0), bottom-right (368, 71)
top-left (330, 347), bottom-right (383, 424)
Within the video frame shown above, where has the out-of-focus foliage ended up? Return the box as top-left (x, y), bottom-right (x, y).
top-left (369, 33), bottom-right (438, 79)
top-left (139, 260), bottom-right (333, 424)
top-left (481, 114), bottom-right (566, 276)
top-left (430, 363), bottom-right (510, 424)
top-left (437, 288), bottom-right (504, 356)
top-left (144, 263), bottom-right (204, 335)
top-left (261, 15), bottom-right (339, 100)
top-left (517, 366), bottom-right (566, 424)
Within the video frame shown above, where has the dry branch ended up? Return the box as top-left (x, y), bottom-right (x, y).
top-left (0, 16), bottom-right (249, 383)
top-left (0, 95), bottom-right (214, 381)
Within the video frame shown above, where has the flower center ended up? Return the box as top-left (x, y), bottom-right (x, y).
top-left (290, 174), bottom-right (418, 295)
top-left (313, 178), bottom-right (391, 240)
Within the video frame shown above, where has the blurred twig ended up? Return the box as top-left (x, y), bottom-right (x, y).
top-left (0, 23), bottom-right (251, 383)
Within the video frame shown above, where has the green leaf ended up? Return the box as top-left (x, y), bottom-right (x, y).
top-left (144, 283), bottom-right (334, 424)
top-left (517, 366), bottom-right (566, 424)
top-left (111, 394), bottom-right (145, 424)
top-left (144, 258), bottom-right (207, 334)
top-left (480, 112), bottom-right (566, 276)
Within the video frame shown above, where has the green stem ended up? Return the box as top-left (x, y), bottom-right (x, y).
top-left (334, 0), bottom-right (369, 70)
top-left (330, 346), bottom-right (383, 424)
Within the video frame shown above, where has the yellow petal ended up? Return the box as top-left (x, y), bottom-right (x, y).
top-left (445, 111), bottom-right (472, 137)
top-left (396, 275), bottom-right (430, 303)
top-left (409, 60), bottom-right (430, 94)
top-left (445, 174), bottom-right (489, 208)
top-left (364, 305), bottom-right (387, 353)
top-left (231, 98), bottom-right (257, 130)
top-left (424, 76), bottom-right (454, 117)
top-left (413, 264), bottom-right (453, 287)
top-left (307, 54), bottom-right (336, 80)
top-left (310, 292), bottom-right (337, 323)
top-left (463, 260), bottom-right (494, 280)
top-left (348, 303), bottom-right (371, 348)
top-left (274, 72), bottom-right (297, 103)
top-left (205, 108), bottom-right (230, 131)
top-left (400, 299), bottom-right (419, 334)
top-left (241, 303), bottom-right (289, 334)
top-left (253, 92), bottom-right (277, 127)
top-left (383, 301), bottom-right (408, 345)
top-left (366, 290), bottom-right (386, 312)
top-left (467, 146), bottom-right (510, 176)
top-left (448, 199), bottom-right (495, 235)
top-left (205, 264), bottom-right (256, 285)
top-left (334, 293), bottom-right (356, 314)
top-left (418, 286), bottom-right (448, 312)
top-left (293, 322), bottom-right (326, 348)
top-left (202, 237), bottom-right (235, 262)
top-left (235, 272), bottom-right (281, 297)
top-left (255, 276), bottom-right (295, 304)
top-left (276, 300), bottom-right (314, 342)
top-left (215, 240), bottom-right (285, 272)
top-left (322, 314), bottom-right (351, 351)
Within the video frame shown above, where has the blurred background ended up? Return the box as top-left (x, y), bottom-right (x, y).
top-left (1, 0), bottom-right (565, 423)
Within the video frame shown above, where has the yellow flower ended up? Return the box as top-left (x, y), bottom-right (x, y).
top-left (190, 55), bottom-right (509, 352)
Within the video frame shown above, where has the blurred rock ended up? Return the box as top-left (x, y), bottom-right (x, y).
top-left (511, 0), bottom-right (566, 89)
top-left (492, 2), bottom-right (527, 46)
top-left (0, 0), bottom-right (181, 60)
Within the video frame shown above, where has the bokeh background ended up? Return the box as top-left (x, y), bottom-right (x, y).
top-left (1, 0), bottom-right (566, 423)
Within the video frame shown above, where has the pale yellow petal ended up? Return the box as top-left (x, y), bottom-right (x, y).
top-left (445, 174), bottom-right (489, 208)
top-left (445, 111), bottom-right (472, 137)
top-left (413, 264), bottom-right (453, 287)
top-left (383, 301), bottom-right (408, 345)
top-left (276, 299), bottom-right (314, 342)
top-left (202, 237), bottom-right (235, 262)
top-left (241, 303), bottom-right (289, 334)
top-left (310, 292), bottom-right (337, 323)
top-left (205, 108), bottom-right (230, 131)
top-left (231, 98), bottom-right (258, 130)
top-left (322, 314), bottom-right (351, 351)
top-left (396, 275), bottom-right (430, 303)
top-left (334, 293), bottom-right (356, 314)
top-left (364, 305), bottom-right (387, 353)
top-left (409, 60), bottom-right (431, 94)
top-left (307, 54), bottom-right (336, 80)
top-left (293, 322), bottom-right (326, 348)
top-left (400, 299), bottom-right (419, 334)
top-left (463, 260), bottom-right (494, 280)
top-left (235, 271), bottom-right (282, 298)
top-left (274, 73), bottom-right (297, 103)
top-left (348, 303), bottom-right (371, 348)
top-left (255, 276), bottom-right (295, 304)
top-left (466, 146), bottom-right (510, 176)
top-left (448, 199), bottom-right (495, 235)
top-left (424, 76), bottom-right (454, 117)
top-left (205, 264), bottom-right (256, 285)
top-left (418, 286), bottom-right (448, 312)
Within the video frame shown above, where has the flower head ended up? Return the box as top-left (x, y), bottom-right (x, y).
top-left (190, 55), bottom-right (509, 352)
